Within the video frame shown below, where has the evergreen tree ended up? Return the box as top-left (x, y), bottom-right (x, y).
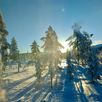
top-left (10, 37), bottom-right (18, 62)
top-left (66, 23), bottom-right (92, 65)
top-left (41, 26), bottom-right (63, 64)
top-left (66, 23), bottom-right (99, 82)
top-left (31, 40), bottom-right (40, 60)
top-left (31, 40), bottom-right (41, 81)
top-left (0, 13), bottom-right (9, 95)
top-left (10, 37), bottom-right (20, 72)
top-left (0, 14), bottom-right (9, 72)
top-left (41, 26), bottom-right (63, 88)
top-left (87, 48), bottom-right (100, 82)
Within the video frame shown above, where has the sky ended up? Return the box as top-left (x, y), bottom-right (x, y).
top-left (0, 0), bottom-right (102, 53)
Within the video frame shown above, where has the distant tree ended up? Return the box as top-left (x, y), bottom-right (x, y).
top-left (41, 26), bottom-right (63, 65)
top-left (10, 37), bottom-right (18, 62)
top-left (41, 26), bottom-right (63, 88)
top-left (66, 23), bottom-right (92, 65)
top-left (10, 37), bottom-right (20, 72)
top-left (31, 40), bottom-right (40, 60)
top-left (0, 13), bottom-right (9, 92)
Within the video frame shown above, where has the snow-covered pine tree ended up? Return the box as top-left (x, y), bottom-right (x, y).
top-left (66, 23), bottom-right (92, 65)
top-left (87, 48), bottom-right (100, 82)
top-left (10, 37), bottom-right (18, 61)
top-left (0, 14), bottom-right (9, 72)
top-left (41, 26), bottom-right (63, 89)
top-left (10, 37), bottom-right (20, 72)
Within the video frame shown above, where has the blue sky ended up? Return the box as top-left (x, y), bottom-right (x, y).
top-left (0, 0), bottom-right (102, 52)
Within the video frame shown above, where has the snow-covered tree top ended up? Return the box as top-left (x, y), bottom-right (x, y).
top-left (72, 23), bottom-right (81, 32)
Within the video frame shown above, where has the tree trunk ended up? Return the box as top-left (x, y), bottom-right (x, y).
top-left (50, 65), bottom-right (53, 89)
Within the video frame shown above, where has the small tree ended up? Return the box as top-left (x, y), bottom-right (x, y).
top-left (0, 14), bottom-right (9, 72)
top-left (0, 14), bottom-right (9, 101)
top-left (10, 37), bottom-right (20, 72)
top-left (10, 37), bottom-right (18, 61)
top-left (31, 40), bottom-right (41, 80)
top-left (87, 48), bottom-right (100, 82)
top-left (31, 40), bottom-right (40, 60)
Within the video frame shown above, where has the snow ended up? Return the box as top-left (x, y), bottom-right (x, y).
top-left (2, 61), bottom-right (102, 102)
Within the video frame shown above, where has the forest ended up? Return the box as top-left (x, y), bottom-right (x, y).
top-left (0, 13), bottom-right (102, 102)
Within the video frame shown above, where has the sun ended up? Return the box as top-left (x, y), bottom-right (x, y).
top-left (60, 41), bottom-right (70, 53)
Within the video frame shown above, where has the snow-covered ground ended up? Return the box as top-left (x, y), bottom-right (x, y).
top-left (3, 62), bottom-right (102, 102)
